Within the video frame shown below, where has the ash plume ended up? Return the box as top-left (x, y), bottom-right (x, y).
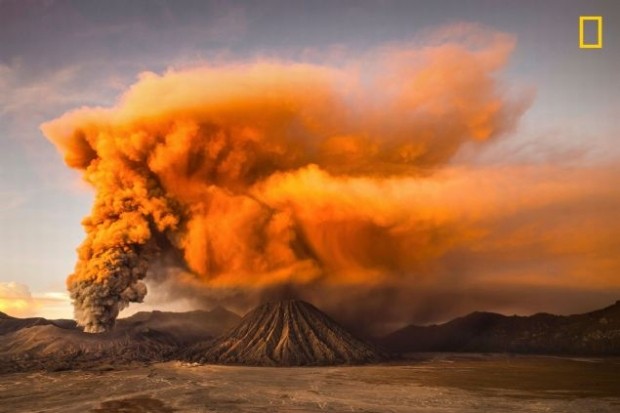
top-left (42, 28), bottom-right (528, 333)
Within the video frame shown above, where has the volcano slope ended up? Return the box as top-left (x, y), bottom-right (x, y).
top-left (184, 299), bottom-right (385, 366)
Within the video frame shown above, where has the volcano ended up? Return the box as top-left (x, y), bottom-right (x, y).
top-left (0, 308), bottom-right (240, 373)
top-left (185, 299), bottom-right (385, 366)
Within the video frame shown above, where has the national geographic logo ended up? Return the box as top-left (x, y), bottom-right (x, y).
top-left (579, 16), bottom-right (603, 49)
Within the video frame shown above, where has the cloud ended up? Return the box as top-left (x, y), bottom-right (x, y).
top-left (234, 163), bottom-right (620, 332)
top-left (0, 191), bottom-right (26, 213)
top-left (0, 60), bottom-right (101, 117)
top-left (40, 26), bottom-right (531, 332)
top-left (0, 282), bottom-right (71, 318)
top-left (0, 282), bottom-right (35, 317)
top-left (38, 23), bottom-right (620, 334)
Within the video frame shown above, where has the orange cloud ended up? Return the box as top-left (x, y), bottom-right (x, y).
top-left (41, 26), bottom-right (531, 332)
top-left (0, 282), bottom-right (38, 317)
top-left (0, 282), bottom-right (71, 319)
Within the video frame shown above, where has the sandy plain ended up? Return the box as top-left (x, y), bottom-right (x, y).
top-left (0, 354), bottom-right (619, 413)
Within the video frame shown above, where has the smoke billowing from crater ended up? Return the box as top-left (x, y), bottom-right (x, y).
top-left (42, 28), bottom-right (529, 333)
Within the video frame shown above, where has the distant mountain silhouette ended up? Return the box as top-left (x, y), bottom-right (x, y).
top-left (3, 300), bottom-right (620, 373)
top-left (119, 307), bottom-right (240, 345)
top-left (0, 307), bottom-right (240, 373)
top-left (0, 311), bottom-right (75, 335)
top-left (184, 299), bottom-right (385, 366)
top-left (380, 300), bottom-right (620, 355)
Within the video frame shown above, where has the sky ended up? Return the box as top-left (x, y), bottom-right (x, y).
top-left (0, 0), bottom-right (619, 326)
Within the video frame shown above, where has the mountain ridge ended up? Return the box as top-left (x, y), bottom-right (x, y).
top-left (0, 307), bottom-right (241, 373)
top-left (380, 300), bottom-right (620, 355)
top-left (3, 299), bottom-right (620, 374)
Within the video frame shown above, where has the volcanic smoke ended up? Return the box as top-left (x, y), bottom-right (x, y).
top-left (42, 29), bottom-right (528, 332)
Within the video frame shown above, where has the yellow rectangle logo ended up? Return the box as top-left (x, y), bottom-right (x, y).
top-left (579, 16), bottom-right (603, 49)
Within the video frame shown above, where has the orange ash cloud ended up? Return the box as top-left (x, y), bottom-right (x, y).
top-left (41, 30), bottom-right (529, 332)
